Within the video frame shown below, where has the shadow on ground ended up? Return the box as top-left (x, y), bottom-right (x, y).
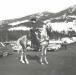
top-left (26, 55), bottom-right (41, 64)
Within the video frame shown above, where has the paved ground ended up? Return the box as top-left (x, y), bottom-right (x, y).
top-left (0, 43), bottom-right (76, 75)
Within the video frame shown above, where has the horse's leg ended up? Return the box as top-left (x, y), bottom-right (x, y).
top-left (41, 44), bottom-right (48, 65)
top-left (40, 46), bottom-right (45, 65)
top-left (24, 49), bottom-right (29, 64)
top-left (20, 50), bottom-right (25, 63)
top-left (44, 47), bottom-right (48, 64)
top-left (24, 54), bottom-right (29, 64)
top-left (24, 42), bottom-right (29, 64)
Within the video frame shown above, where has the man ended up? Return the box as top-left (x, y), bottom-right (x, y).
top-left (30, 27), bottom-right (40, 51)
top-left (30, 17), bottom-right (40, 51)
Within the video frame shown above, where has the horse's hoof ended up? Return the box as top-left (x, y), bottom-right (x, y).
top-left (45, 61), bottom-right (48, 64)
top-left (22, 61), bottom-right (25, 63)
top-left (26, 61), bottom-right (29, 64)
top-left (20, 60), bottom-right (25, 63)
top-left (41, 62), bottom-right (45, 65)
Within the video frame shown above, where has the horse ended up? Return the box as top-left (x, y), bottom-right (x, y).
top-left (17, 24), bottom-right (50, 65)
top-left (40, 25), bottom-right (49, 64)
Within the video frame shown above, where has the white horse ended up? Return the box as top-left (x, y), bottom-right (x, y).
top-left (17, 35), bottom-right (29, 64)
top-left (40, 25), bottom-right (49, 64)
top-left (17, 24), bottom-right (50, 65)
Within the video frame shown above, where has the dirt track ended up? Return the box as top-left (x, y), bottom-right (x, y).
top-left (0, 44), bottom-right (76, 75)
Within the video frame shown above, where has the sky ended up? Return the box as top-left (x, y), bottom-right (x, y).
top-left (0, 0), bottom-right (76, 20)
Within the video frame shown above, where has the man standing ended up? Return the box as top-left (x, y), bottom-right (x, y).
top-left (30, 17), bottom-right (40, 51)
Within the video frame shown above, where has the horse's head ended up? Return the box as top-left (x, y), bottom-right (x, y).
top-left (40, 24), bottom-right (51, 40)
top-left (34, 28), bottom-right (41, 39)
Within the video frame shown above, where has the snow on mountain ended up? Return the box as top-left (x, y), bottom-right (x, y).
top-left (68, 5), bottom-right (76, 13)
top-left (1, 4), bottom-right (76, 43)
top-left (46, 20), bottom-right (76, 33)
top-left (8, 20), bottom-right (29, 26)
top-left (8, 26), bottom-right (31, 31)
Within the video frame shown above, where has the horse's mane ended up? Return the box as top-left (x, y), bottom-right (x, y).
top-left (46, 25), bottom-right (51, 38)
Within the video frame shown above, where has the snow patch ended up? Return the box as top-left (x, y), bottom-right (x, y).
top-left (61, 37), bottom-right (74, 44)
top-left (8, 26), bottom-right (31, 31)
top-left (45, 21), bottom-right (76, 32)
top-left (9, 20), bottom-right (29, 26)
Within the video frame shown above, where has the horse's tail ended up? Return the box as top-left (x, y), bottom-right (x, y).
top-left (17, 36), bottom-right (28, 53)
top-left (16, 38), bottom-right (22, 54)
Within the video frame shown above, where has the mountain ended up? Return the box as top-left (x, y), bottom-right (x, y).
top-left (1, 4), bottom-right (76, 30)
top-left (1, 4), bottom-right (76, 26)
top-left (50, 5), bottom-right (76, 22)
top-left (0, 11), bottom-right (54, 25)
top-left (0, 4), bottom-right (76, 42)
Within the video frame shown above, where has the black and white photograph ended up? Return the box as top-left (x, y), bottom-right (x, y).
top-left (0, 0), bottom-right (76, 75)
